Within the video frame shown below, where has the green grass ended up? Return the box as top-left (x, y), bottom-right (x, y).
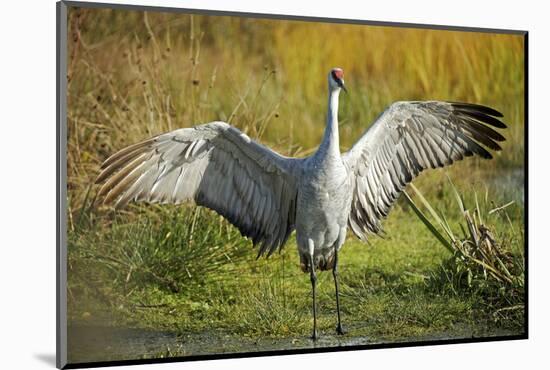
top-left (65, 6), bottom-right (525, 361)
top-left (68, 176), bottom-right (524, 342)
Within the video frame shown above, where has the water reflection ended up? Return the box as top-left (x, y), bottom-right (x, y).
top-left (68, 324), bottom-right (520, 364)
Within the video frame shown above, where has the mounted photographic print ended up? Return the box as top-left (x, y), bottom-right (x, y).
top-left (56, 1), bottom-right (527, 368)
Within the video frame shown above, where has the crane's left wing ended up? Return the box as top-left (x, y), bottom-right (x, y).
top-left (342, 101), bottom-right (506, 240)
top-left (96, 121), bottom-right (303, 257)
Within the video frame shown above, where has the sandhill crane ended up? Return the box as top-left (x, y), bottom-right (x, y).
top-left (96, 67), bottom-right (506, 340)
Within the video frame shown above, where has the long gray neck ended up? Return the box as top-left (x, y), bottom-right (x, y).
top-left (318, 88), bottom-right (341, 159)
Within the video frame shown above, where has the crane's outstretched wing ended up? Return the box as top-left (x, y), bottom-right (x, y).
top-left (342, 101), bottom-right (506, 240)
top-left (96, 121), bottom-right (302, 257)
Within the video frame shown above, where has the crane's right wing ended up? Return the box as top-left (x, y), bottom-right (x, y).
top-left (96, 121), bottom-right (303, 257)
top-left (342, 101), bottom-right (506, 241)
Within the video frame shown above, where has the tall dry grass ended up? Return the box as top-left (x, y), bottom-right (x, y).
top-left (67, 7), bottom-right (524, 211)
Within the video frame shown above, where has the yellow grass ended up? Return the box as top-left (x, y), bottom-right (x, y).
top-left (67, 7), bottom-right (524, 209)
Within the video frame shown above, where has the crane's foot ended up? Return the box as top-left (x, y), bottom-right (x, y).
top-left (336, 324), bottom-right (346, 335)
top-left (311, 330), bottom-right (319, 341)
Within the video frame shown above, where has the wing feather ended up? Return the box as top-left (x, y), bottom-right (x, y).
top-left (343, 101), bottom-right (506, 240)
top-left (96, 121), bottom-right (302, 256)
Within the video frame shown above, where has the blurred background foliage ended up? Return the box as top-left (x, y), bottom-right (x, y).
top-left (67, 8), bottom-right (524, 209)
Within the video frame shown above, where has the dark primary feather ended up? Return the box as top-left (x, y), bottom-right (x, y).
top-left (343, 101), bottom-right (506, 240)
top-left (448, 102), bottom-right (505, 120)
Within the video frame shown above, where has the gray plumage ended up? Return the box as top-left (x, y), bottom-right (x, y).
top-left (344, 100), bottom-right (505, 240)
top-left (97, 122), bottom-right (302, 258)
top-left (96, 68), bottom-right (505, 339)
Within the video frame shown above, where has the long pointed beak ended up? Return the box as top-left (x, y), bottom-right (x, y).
top-left (337, 79), bottom-right (348, 93)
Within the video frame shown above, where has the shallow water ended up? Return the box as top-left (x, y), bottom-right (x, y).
top-left (67, 324), bottom-right (520, 364)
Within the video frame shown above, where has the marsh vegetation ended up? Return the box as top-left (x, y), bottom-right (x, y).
top-left (66, 7), bottom-right (525, 363)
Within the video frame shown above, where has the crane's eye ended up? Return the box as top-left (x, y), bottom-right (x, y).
top-left (331, 69), bottom-right (344, 83)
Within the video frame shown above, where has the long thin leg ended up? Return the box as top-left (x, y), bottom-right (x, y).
top-left (333, 245), bottom-right (345, 335)
top-left (309, 255), bottom-right (318, 341)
